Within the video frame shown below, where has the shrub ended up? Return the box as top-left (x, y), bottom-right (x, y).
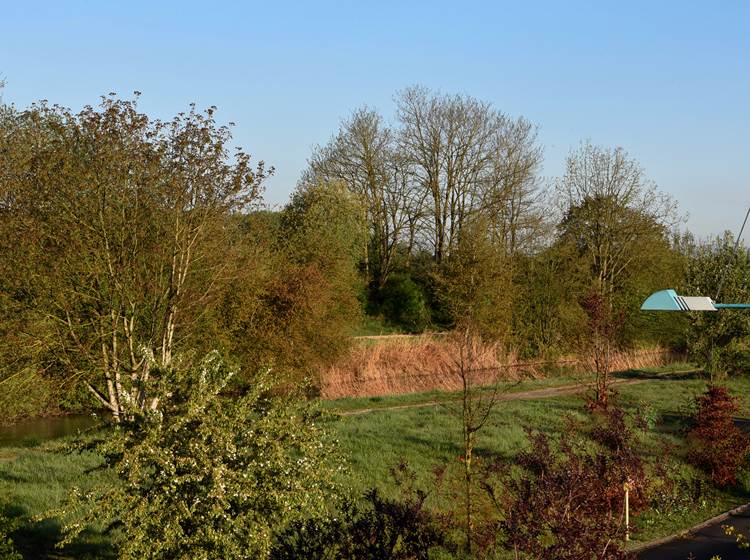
top-left (379, 274), bottom-right (430, 333)
top-left (271, 462), bottom-right (448, 559)
top-left (0, 506), bottom-right (21, 560)
top-left (50, 352), bottom-right (339, 560)
top-left (271, 489), bottom-right (446, 560)
top-left (589, 407), bottom-right (648, 509)
top-left (644, 454), bottom-right (709, 522)
top-left (687, 384), bottom-right (750, 486)
top-left (482, 410), bottom-right (647, 560)
top-left (580, 290), bottom-right (626, 410)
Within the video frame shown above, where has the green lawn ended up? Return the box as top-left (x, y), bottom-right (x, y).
top-left (0, 442), bottom-right (115, 559)
top-left (3, 367), bottom-right (750, 557)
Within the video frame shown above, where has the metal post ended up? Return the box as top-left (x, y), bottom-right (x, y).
top-left (624, 481), bottom-right (630, 542)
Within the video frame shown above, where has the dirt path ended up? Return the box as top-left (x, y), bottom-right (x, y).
top-left (337, 377), bottom-right (652, 416)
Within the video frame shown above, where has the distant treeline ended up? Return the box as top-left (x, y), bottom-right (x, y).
top-left (300, 86), bottom-right (750, 365)
top-left (1, 87), bottom-right (749, 420)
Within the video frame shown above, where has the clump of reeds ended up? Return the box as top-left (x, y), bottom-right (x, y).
top-left (319, 336), bottom-right (684, 399)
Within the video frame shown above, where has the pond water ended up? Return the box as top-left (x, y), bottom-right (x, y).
top-left (0, 414), bottom-right (101, 447)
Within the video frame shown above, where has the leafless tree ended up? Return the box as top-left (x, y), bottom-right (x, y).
top-left (480, 116), bottom-right (546, 256)
top-left (396, 86), bottom-right (546, 264)
top-left (304, 108), bottom-right (409, 287)
top-left (397, 86), bottom-right (497, 264)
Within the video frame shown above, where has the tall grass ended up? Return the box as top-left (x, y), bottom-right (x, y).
top-left (321, 335), bottom-right (685, 399)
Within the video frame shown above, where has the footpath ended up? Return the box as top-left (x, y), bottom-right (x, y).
top-left (337, 377), bottom-right (650, 416)
top-left (636, 504), bottom-right (750, 559)
top-left (338, 368), bottom-right (750, 560)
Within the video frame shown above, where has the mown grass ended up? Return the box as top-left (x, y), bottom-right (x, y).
top-left (0, 439), bottom-right (115, 559)
top-left (2, 367), bottom-right (750, 556)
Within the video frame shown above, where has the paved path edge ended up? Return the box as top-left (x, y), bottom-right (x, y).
top-left (628, 502), bottom-right (750, 554)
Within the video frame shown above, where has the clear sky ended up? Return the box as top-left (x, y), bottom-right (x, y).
top-left (2, 1), bottom-right (749, 240)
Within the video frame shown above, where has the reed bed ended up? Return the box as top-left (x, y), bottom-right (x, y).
top-left (320, 335), bottom-right (685, 399)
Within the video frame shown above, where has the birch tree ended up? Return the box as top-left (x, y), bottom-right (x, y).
top-left (0, 95), bottom-right (266, 421)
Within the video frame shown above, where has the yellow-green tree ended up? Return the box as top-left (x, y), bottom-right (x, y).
top-left (0, 95), bottom-right (267, 421)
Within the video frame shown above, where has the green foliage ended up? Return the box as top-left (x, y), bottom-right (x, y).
top-left (0, 369), bottom-right (55, 424)
top-left (553, 143), bottom-right (684, 356)
top-left (282, 180), bottom-right (367, 268)
top-left (0, 506), bottom-right (21, 560)
top-left (250, 181), bottom-right (367, 371)
top-left (0, 95), bottom-right (268, 420)
top-left (684, 233), bottom-right (750, 375)
top-left (378, 274), bottom-right (430, 333)
top-left (50, 352), bottom-right (340, 560)
top-left (436, 218), bottom-right (513, 339)
top-left (510, 245), bottom-right (588, 356)
top-left (272, 465), bottom-right (447, 560)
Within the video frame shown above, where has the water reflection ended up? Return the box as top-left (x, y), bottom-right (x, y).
top-left (0, 415), bottom-right (101, 447)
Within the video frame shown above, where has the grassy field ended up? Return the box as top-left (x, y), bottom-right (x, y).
top-left (3, 366), bottom-right (750, 557)
top-left (0, 444), bottom-right (114, 559)
top-left (328, 369), bottom-right (750, 547)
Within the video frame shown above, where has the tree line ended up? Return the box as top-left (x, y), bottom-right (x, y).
top-left (1, 87), bottom-right (749, 422)
top-left (0, 95), bottom-right (363, 420)
top-left (301, 86), bottom-right (732, 359)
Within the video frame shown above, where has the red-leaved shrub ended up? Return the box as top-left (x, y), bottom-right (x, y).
top-left (687, 384), bottom-right (750, 486)
top-left (481, 408), bottom-right (647, 560)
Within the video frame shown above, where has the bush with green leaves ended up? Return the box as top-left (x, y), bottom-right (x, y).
top-left (0, 506), bottom-right (21, 560)
top-left (684, 233), bottom-right (750, 376)
top-left (379, 274), bottom-right (430, 333)
top-left (271, 462), bottom-right (448, 559)
top-left (50, 352), bottom-right (340, 560)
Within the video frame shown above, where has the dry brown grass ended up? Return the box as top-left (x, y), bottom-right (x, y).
top-left (319, 335), bottom-right (685, 399)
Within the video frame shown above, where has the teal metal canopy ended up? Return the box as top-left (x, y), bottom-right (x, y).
top-left (641, 289), bottom-right (750, 312)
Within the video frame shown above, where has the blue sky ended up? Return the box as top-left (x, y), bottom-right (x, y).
top-left (2, 1), bottom-right (748, 239)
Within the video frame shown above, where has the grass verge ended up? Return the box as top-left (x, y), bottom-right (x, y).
top-left (323, 362), bottom-right (697, 413)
